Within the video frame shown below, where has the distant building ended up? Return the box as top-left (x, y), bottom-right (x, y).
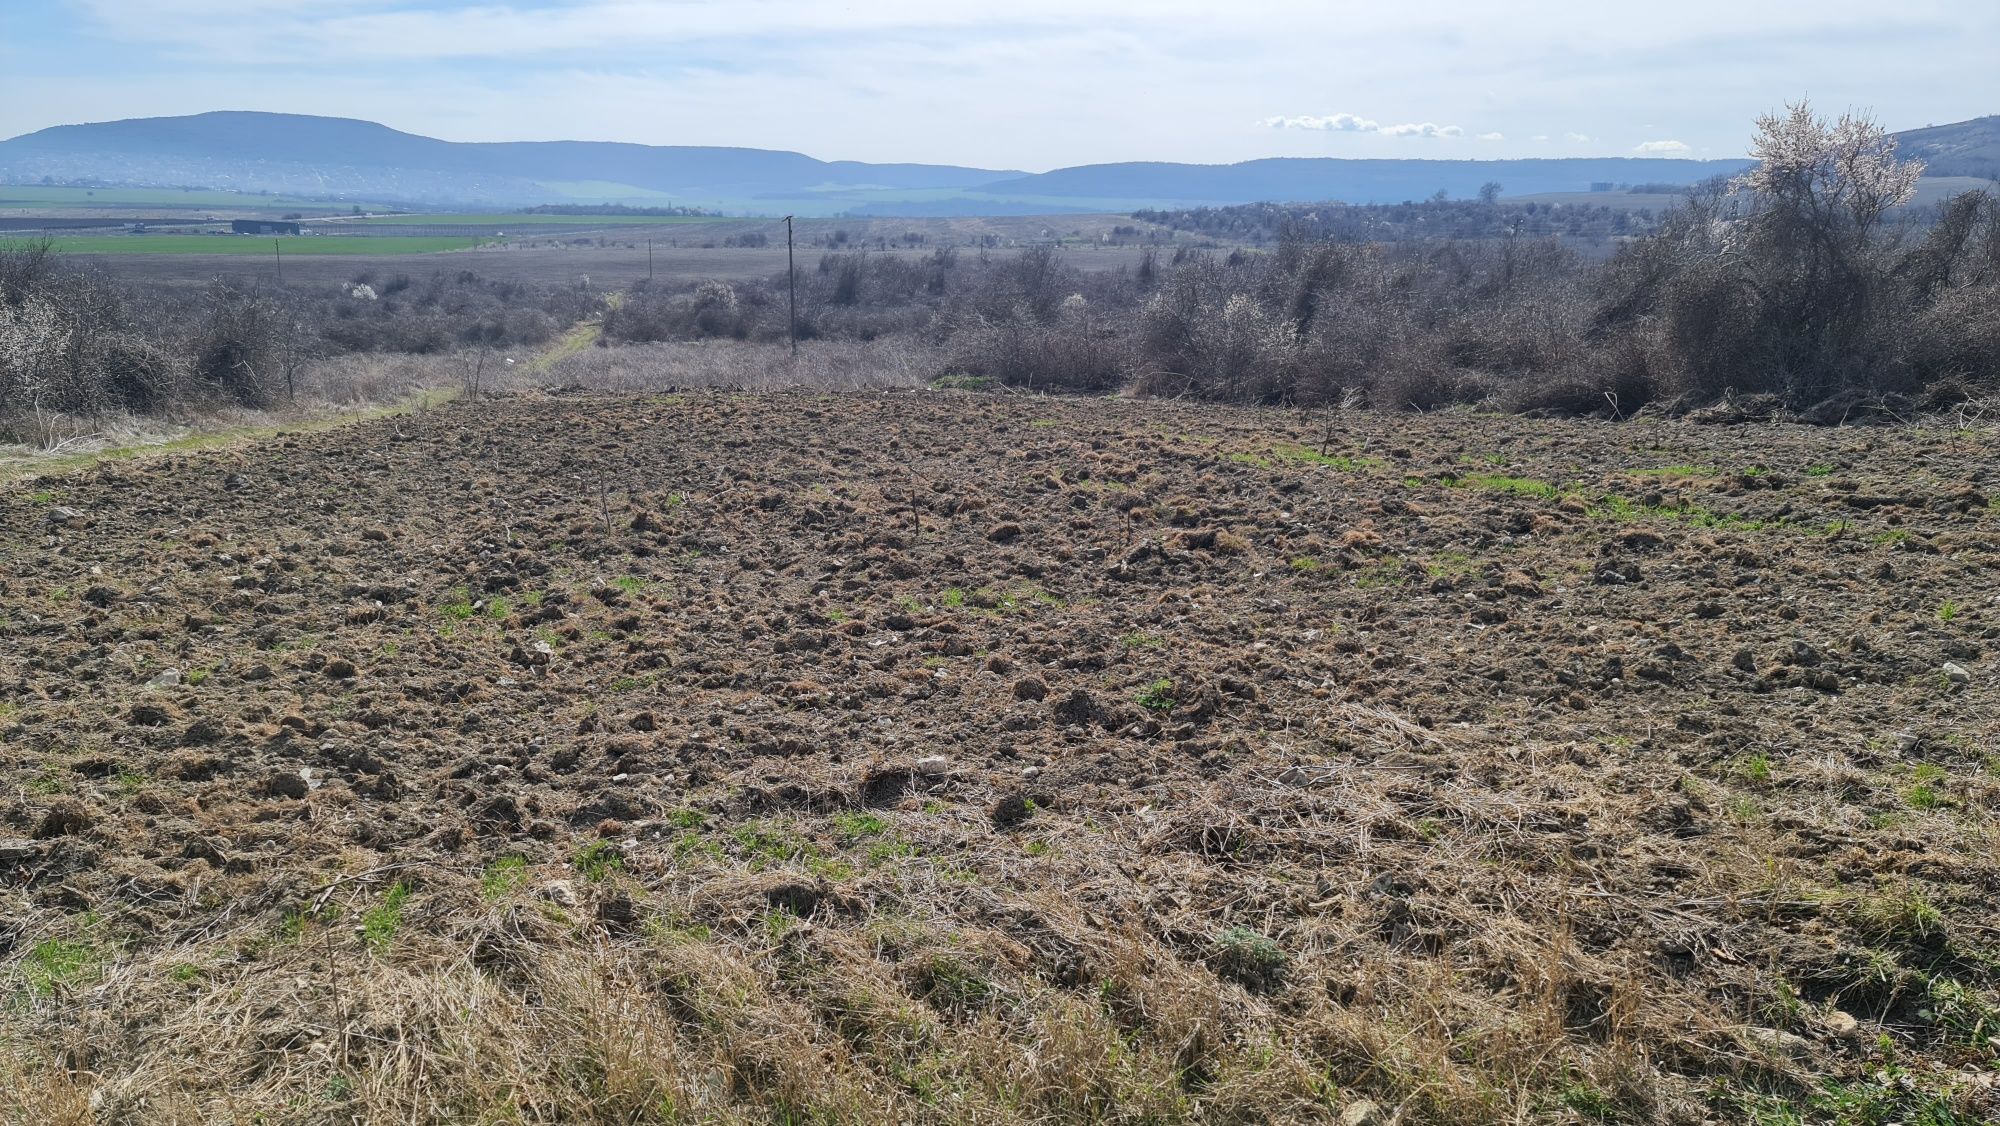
top-left (231, 219), bottom-right (300, 236)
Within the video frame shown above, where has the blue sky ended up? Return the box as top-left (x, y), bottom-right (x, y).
top-left (3, 1), bottom-right (1996, 170)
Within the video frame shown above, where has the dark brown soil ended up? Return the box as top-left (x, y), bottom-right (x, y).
top-left (2, 392), bottom-right (1995, 1123)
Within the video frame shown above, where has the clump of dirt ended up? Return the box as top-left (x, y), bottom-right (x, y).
top-left (1, 392), bottom-right (1995, 1124)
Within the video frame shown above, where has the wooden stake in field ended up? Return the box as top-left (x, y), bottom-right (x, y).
top-left (274, 238), bottom-right (282, 283)
top-left (784, 215), bottom-right (797, 358)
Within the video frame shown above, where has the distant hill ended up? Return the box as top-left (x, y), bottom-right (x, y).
top-left (0, 110), bottom-right (1988, 217)
top-left (0, 112), bottom-right (1018, 213)
top-left (1895, 115), bottom-right (2000, 180)
top-left (974, 157), bottom-right (1751, 206)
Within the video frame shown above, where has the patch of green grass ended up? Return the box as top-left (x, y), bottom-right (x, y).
top-left (833, 812), bottom-right (888, 842)
top-left (1455, 473), bottom-right (1562, 499)
top-left (914, 951), bottom-right (995, 1010)
top-left (23, 938), bottom-right (97, 996)
top-left (480, 856), bottom-right (530, 900)
top-left (1135, 678), bottom-right (1177, 713)
top-left (1919, 975), bottom-right (1999, 1046)
top-left (1119, 632), bottom-right (1165, 649)
top-left (612, 575), bottom-right (648, 594)
top-left (763, 907), bottom-right (800, 940)
top-left (672, 832), bottom-right (723, 862)
top-left (1352, 560), bottom-right (1407, 590)
top-left (1630, 464), bottom-right (1716, 478)
top-left (730, 823), bottom-right (819, 869)
top-left (1936, 599), bottom-right (1960, 623)
top-left (5, 234), bottom-right (502, 255)
top-left (805, 855), bottom-right (857, 881)
top-left (27, 490), bottom-right (54, 504)
top-left (941, 587), bottom-right (965, 609)
top-left (1734, 753), bottom-right (1775, 786)
top-left (354, 211), bottom-right (718, 227)
top-left (1226, 451), bottom-right (1273, 469)
top-left (866, 838), bottom-right (921, 864)
top-left (1558, 1082), bottom-right (1620, 1122)
top-left (1289, 556), bottom-right (1321, 572)
top-left (361, 882), bottom-right (411, 954)
top-left (1806, 463), bottom-right (1835, 477)
top-left (437, 587), bottom-right (476, 621)
top-left (572, 841), bottom-right (624, 882)
top-left (169, 963), bottom-right (200, 984)
top-left (665, 809), bottom-right (705, 830)
top-left (1424, 551), bottom-right (1475, 579)
top-left (484, 596), bottom-right (510, 619)
top-left (1212, 926), bottom-right (1288, 988)
top-left (1799, 1067), bottom-right (1984, 1126)
top-left (1851, 884), bottom-right (1946, 945)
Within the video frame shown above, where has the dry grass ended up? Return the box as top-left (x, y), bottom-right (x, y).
top-left (0, 351), bottom-right (477, 484)
top-left (529, 338), bottom-right (938, 393)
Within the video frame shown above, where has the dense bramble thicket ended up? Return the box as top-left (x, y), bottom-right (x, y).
top-left (600, 106), bottom-right (1998, 415)
top-left (0, 246), bottom-right (602, 436)
top-left (1132, 194), bottom-right (1667, 245)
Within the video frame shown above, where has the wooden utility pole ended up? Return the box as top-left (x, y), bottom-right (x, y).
top-left (274, 238), bottom-right (283, 283)
top-left (784, 215), bottom-right (797, 356)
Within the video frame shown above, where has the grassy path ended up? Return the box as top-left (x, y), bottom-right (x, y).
top-left (0, 301), bottom-right (617, 487)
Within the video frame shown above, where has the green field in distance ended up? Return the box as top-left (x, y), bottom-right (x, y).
top-left (0, 185), bottom-right (397, 211)
top-left (350, 213), bottom-right (723, 226)
top-left (0, 234), bottom-right (500, 255)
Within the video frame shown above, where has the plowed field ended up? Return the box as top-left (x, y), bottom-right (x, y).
top-left (3, 392), bottom-right (1995, 1123)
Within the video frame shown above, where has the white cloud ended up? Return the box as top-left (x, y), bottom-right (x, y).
top-left (1633, 139), bottom-right (1692, 154)
top-left (1260, 113), bottom-right (1379, 132)
top-left (1263, 113), bottom-right (1464, 138)
top-left (1530, 134), bottom-right (1551, 142)
top-left (1380, 121), bottom-right (1464, 138)
top-left (1563, 131), bottom-right (1592, 142)
top-left (31, 0), bottom-right (1996, 168)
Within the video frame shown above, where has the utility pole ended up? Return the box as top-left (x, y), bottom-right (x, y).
top-left (783, 215), bottom-right (797, 356)
top-left (274, 238), bottom-right (282, 284)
